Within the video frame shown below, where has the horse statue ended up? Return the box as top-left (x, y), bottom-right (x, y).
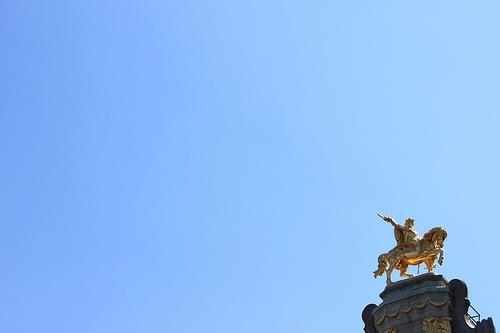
top-left (373, 214), bottom-right (447, 286)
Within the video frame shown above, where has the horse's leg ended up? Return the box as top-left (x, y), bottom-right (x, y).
top-left (386, 259), bottom-right (396, 286)
top-left (425, 258), bottom-right (434, 272)
top-left (438, 249), bottom-right (444, 265)
top-left (373, 254), bottom-right (388, 278)
top-left (399, 262), bottom-right (414, 278)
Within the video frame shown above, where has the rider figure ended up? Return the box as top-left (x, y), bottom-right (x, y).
top-left (382, 216), bottom-right (421, 258)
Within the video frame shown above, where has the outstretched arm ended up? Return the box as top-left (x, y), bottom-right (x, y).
top-left (377, 213), bottom-right (398, 228)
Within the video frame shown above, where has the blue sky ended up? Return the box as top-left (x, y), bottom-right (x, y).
top-left (2, 1), bottom-right (500, 332)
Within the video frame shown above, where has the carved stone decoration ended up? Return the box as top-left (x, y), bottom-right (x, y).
top-left (421, 318), bottom-right (451, 333)
top-left (362, 303), bottom-right (377, 333)
top-left (371, 274), bottom-right (452, 333)
top-left (448, 279), bottom-right (496, 333)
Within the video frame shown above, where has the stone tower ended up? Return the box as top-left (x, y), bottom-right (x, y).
top-left (362, 273), bottom-right (495, 333)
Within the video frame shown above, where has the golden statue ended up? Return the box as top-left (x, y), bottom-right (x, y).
top-left (373, 213), bottom-right (447, 286)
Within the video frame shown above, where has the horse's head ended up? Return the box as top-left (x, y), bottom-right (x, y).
top-left (423, 227), bottom-right (447, 249)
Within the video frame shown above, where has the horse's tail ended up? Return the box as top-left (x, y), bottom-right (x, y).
top-left (373, 253), bottom-right (388, 278)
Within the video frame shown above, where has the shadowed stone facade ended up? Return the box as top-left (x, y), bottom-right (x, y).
top-left (362, 274), bottom-right (495, 333)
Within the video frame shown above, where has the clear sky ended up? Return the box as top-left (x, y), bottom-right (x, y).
top-left (2, 1), bottom-right (500, 332)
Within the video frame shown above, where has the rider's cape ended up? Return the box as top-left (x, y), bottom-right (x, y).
top-left (394, 226), bottom-right (405, 248)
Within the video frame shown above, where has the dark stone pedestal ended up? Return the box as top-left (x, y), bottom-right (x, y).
top-left (362, 273), bottom-right (495, 333)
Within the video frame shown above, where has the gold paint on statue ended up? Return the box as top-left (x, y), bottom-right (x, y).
top-left (421, 318), bottom-right (451, 333)
top-left (373, 213), bottom-right (448, 286)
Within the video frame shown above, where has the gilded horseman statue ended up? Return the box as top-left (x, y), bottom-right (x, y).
top-left (373, 213), bottom-right (447, 286)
